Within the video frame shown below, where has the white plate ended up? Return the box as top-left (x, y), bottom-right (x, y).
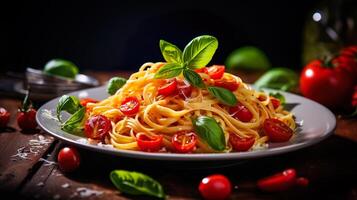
top-left (36, 86), bottom-right (336, 161)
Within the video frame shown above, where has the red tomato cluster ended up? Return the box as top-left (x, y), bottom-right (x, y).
top-left (300, 45), bottom-right (357, 110)
top-left (0, 107), bottom-right (10, 128)
top-left (158, 79), bottom-right (193, 98)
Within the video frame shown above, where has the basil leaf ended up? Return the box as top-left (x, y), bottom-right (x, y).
top-left (207, 86), bottom-right (237, 106)
top-left (61, 107), bottom-right (85, 135)
top-left (269, 92), bottom-right (286, 105)
top-left (43, 59), bottom-right (79, 79)
top-left (160, 40), bottom-right (183, 63)
top-left (192, 116), bottom-right (226, 151)
top-left (107, 77), bottom-right (127, 95)
top-left (56, 95), bottom-right (82, 122)
top-left (182, 35), bottom-right (218, 69)
top-left (183, 69), bottom-right (205, 88)
top-left (154, 63), bottom-right (183, 79)
top-left (254, 68), bottom-right (298, 92)
top-left (110, 170), bottom-right (165, 199)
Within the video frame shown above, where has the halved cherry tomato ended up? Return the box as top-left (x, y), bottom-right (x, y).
top-left (296, 177), bottom-right (309, 187)
top-left (195, 67), bottom-right (208, 74)
top-left (0, 107), bottom-right (10, 128)
top-left (158, 79), bottom-right (177, 96)
top-left (171, 131), bottom-right (197, 153)
top-left (207, 65), bottom-right (225, 79)
top-left (136, 132), bottom-right (163, 152)
top-left (177, 80), bottom-right (192, 99)
top-left (229, 133), bottom-right (255, 151)
top-left (119, 97), bottom-right (140, 116)
top-left (257, 168), bottom-right (297, 192)
top-left (229, 103), bottom-right (253, 122)
top-left (80, 98), bottom-right (99, 107)
top-left (84, 115), bottom-right (112, 140)
top-left (214, 79), bottom-right (239, 91)
top-left (57, 146), bottom-right (81, 172)
top-left (263, 118), bottom-right (293, 142)
top-left (199, 174), bottom-right (232, 200)
top-left (271, 98), bottom-right (280, 109)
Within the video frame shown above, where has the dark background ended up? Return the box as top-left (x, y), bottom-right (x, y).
top-left (3, 0), bottom-right (320, 72)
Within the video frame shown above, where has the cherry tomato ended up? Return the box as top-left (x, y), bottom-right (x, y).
top-left (295, 177), bottom-right (309, 187)
top-left (300, 59), bottom-right (354, 109)
top-left (207, 65), bottom-right (225, 79)
top-left (119, 97), bottom-right (140, 116)
top-left (199, 174), bottom-right (232, 200)
top-left (0, 107), bottom-right (10, 128)
top-left (177, 80), bottom-right (192, 99)
top-left (57, 147), bottom-right (81, 172)
top-left (136, 132), bottom-right (163, 152)
top-left (229, 103), bottom-right (253, 122)
top-left (194, 67), bottom-right (208, 74)
top-left (214, 79), bottom-right (239, 91)
top-left (271, 98), bottom-right (280, 109)
top-left (158, 79), bottom-right (177, 96)
top-left (84, 115), bottom-right (112, 140)
top-left (80, 98), bottom-right (99, 107)
top-left (257, 168), bottom-right (296, 192)
top-left (171, 131), bottom-right (197, 153)
top-left (17, 108), bottom-right (37, 130)
top-left (338, 45), bottom-right (357, 82)
top-left (263, 118), bottom-right (293, 142)
top-left (229, 133), bottom-right (255, 152)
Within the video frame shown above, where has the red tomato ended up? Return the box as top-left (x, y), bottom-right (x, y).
top-left (207, 65), bottom-right (225, 79)
top-left (158, 79), bottom-right (177, 96)
top-left (57, 147), bottom-right (81, 172)
top-left (177, 80), bottom-right (192, 99)
top-left (339, 45), bottom-right (357, 81)
top-left (229, 133), bottom-right (255, 152)
top-left (119, 97), bottom-right (140, 116)
top-left (271, 98), bottom-right (280, 109)
top-left (229, 103), bottom-right (253, 122)
top-left (171, 131), bottom-right (197, 153)
top-left (199, 174), bottom-right (232, 200)
top-left (0, 107), bottom-right (10, 128)
top-left (295, 177), bottom-right (309, 187)
top-left (80, 98), bottom-right (98, 107)
top-left (84, 115), bottom-right (112, 140)
top-left (214, 79), bottom-right (239, 91)
top-left (194, 67), bottom-right (208, 74)
top-left (257, 168), bottom-right (297, 192)
top-left (136, 132), bottom-right (163, 152)
top-left (300, 59), bottom-right (354, 109)
top-left (17, 108), bottom-right (37, 130)
top-left (263, 118), bottom-right (293, 142)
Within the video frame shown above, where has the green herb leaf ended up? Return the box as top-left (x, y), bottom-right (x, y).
top-left (43, 59), bottom-right (79, 79)
top-left (61, 107), bottom-right (85, 134)
top-left (160, 40), bottom-right (183, 63)
top-left (207, 86), bottom-right (238, 106)
top-left (269, 92), bottom-right (286, 105)
top-left (192, 116), bottom-right (226, 151)
top-left (107, 77), bottom-right (127, 95)
top-left (183, 69), bottom-right (205, 88)
top-left (56, 95), bottom-right (82, 122)
top-left (154, 63), bottom-right (183, 79)
top-left (110, 170), bottom-right (165, 199)
top-left (182, 35), bottom-right (218, 69)
top-left (254, 68), bottom-right (298, 92)
top-left (21, 90), bottom-right (32, 112)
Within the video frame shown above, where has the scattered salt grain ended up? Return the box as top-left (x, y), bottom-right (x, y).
top-left (36, 182), bottom-right (44, 187)
top-left (39, 158), bottom-right (57, 166)
top-left (76, 187), bottom-right (103, 198)
top-left (42, 109), bottom-right (59, 122)
top-left (61, 183), bottom-right (70, 188)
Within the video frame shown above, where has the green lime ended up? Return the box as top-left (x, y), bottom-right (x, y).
top-left (225, 46), bottom-right (271, 70)
top-left (43, 59), bottom-right (79, 79)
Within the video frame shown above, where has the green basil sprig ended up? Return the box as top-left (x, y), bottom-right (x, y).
top-left (107, 77), bottom-right (127, 95)
top-left (269, 92), bottom-right (286, 105)
top-left (207, 86), bottom-right (238, 106)
top-left (62, 107), bottom-right (86, 134)
top-left (56, 95), bottom-right (82, 122)
top-left (254, 68), bottom-right (298, 92)
top-left (155, 35), bottom-right (218, 85)
top-left (110, 170), bottom-right (165, 199)
top-left (192, 116), bottom-right (226, 151)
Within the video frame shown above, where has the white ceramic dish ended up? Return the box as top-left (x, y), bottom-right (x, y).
top-left (36, 86), bottom-right (336, 161)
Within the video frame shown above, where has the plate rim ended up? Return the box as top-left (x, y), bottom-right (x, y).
top-left (36, 86), bottom-right (336, 161)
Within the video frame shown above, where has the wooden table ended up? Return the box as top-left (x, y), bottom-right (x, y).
top-left (1, 71), bottom-right (357, 200)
